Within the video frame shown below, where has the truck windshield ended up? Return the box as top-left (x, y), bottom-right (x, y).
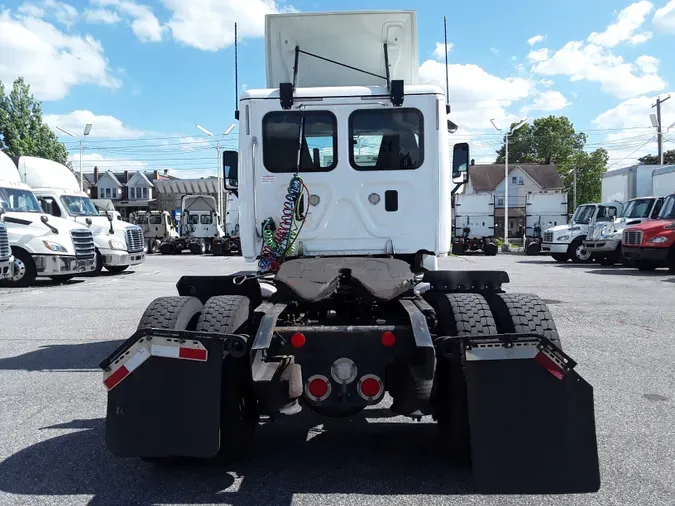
top-left (0, 187), bottom-right (43, 213)
top-left (61, 196), bottom-right (100, 216)
top-left (621, 199), bottom-right (654, 218)
top-left (658, 195), bottom-right (675, 219)
top-left (572, 205), bottom-right (595, 224)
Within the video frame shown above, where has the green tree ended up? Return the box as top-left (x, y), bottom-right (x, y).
top-left (558, 148), bottom-right (609, 209)
top-left (638, 150), bottom-right (675, 165)
top-left (0, 77), bottom-right (69, 164)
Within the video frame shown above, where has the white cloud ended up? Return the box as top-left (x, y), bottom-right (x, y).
top-left (522, 90), bottom-right (570, 114)
top-left (527, 34), bottom-right (545, 46)
top-left (84, 9), bottom-right (121, 24)
top-left (490, 47), bottom-right (499, 55)
top-left (0, 10), bottom-right (121, 101)
top-left (90, 0), bottom-right (165, 42)
top-left (592, 92), bottom-right (675, 130)
top-left (418, 59), bottom-right (535, 131)
top-left (636, 55), bottom-right (659, 74)
top-left (19, 0), bottom-right (78, 27)
top-left (161, 0), bottom-right (296, 51)
top-left (654, 0), bottom-right (675, 33)
top-left (433, 41), bottom-right (454, 60)
top-left (587, 1), bottom-right (653, 47)
top-left (527, 48), bottom-right (550, 63)
top-left (44, 110), bottom-right (146, 139)
top-left (531, 41), bottom-right (665, 99)
top-left (68, 153), bottom-right (147, 172)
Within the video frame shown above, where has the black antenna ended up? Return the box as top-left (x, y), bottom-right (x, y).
top-left (234, 22), bottom-right (239, 120)
top-left (444, 16), bottom-right (450, 114)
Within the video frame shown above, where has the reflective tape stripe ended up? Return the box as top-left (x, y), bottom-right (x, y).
top-left (104, 365), bottom-right (130, 390)
top-left (150, 344), bottom-right (180, 358)
top-left (465, 343), bottom-right (538, 361)
top-left (534, 350), bottom-right (566, 380)
top-left (179, 347), bottom-right (207, 361)
top-left (125, 347), bottom-right (151, 372)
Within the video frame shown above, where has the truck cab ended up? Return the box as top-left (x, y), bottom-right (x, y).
top-left (0, 151), bottom-right (96, 286)
top-left (131, 210), bottom-right (178, 253)
top-left (541, 201), bottom-right (623, 263)
top-left (13, 155), bottom-right (145, 274)
top-left (583, 196), bottom-right (663, 265)
top-left (622, 192), bottom-right (675, 271)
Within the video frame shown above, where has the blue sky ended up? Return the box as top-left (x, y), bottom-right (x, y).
top-left (1, 0), bottom-right (674, 178)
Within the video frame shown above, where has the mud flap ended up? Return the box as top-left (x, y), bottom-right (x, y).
top-left (100, 329), bottom-right (245, 459)
top-left (463, 334), bottom-right (600, 494)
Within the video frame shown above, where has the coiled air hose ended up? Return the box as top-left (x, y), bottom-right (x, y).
top-left (257, 174), bottom-right (309, 273)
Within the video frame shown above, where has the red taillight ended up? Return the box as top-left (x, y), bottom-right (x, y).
top-left (306, 375), bottom-right (331, 401)
top-left (381, 331), bottom-right (396, 347)
top-left (358, 374), bottom-right (383, 400)
top-left (290, 332), bottom-right (306, 348)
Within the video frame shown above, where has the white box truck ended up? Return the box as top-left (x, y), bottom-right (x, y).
top-left (13, 155), bottom-right (145, 274)
top-left (0, 151), bottom-right (96, 286)
top-left (652, 165), bottom-right (675, 195)
top-left (601, 164), bottom-right (669, 202)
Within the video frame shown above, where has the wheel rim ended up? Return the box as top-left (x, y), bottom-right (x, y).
top-left (10, 258), bottom-right (26, 282)
top-left (575, 244), bottom-right (591, 261)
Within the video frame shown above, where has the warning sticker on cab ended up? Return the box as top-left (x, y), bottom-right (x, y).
top-left (262, 175), bottom-right (275, 184)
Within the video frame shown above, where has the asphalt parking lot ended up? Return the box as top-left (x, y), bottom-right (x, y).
top-left (0, 253), bottom-right (673, 506)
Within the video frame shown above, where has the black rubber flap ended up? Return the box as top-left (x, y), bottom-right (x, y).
top-left (275, 257), bottom-right (415, 302)
top-left (105, 337), bottom-right (223, 459)
top-left (465, 358), bottom-right (600, 494)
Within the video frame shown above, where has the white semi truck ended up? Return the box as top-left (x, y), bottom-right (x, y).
top-left (13, 155), bottom-right (145, 274)
top-left (99, 10), bottom-right (600, 494)
top-left (541, 201), bottom-right (624, 262)
top-left (451, 193), bottom-right (498, 255)
top-left (0, 220), bottom-right (13, 281)
top-left (130, 210), bottom-right (179, 253)
top-left (0, 151), bottom-right (96, 285)
top-left (523, 192), bottom-right (568, 255)
top-left (159, 195), bottom-right (224, 254)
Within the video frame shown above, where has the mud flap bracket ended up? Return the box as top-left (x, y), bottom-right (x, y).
top-left (461, 333), bottom-right (600, 494)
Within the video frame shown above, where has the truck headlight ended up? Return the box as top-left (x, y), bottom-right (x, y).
top-left (607, 232), bottom-right (622, 240)
top-left (42, 241), bottom-right (68, 253)
top-left (557, 235), bottom-right (570, 241)
top-left (108, 239), bottom-right (127, 250)
top-left (648, 236), bottom-right (668, 244)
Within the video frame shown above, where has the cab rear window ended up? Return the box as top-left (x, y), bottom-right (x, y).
top-left (348, 108), bottom-right (424, 171)
top-left (262, 111), bottom-right (337, 173)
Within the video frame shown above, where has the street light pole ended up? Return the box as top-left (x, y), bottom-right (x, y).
top-left (57, 123), bottom-right (92, 191)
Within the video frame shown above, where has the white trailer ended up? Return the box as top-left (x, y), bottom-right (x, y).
top-left (652, 165), bottom-right (675, 196)
top-left (14, 155), bottom-right (145, 274)
top-left (523, 192), bottom-right (568, 255)
top-left (452, 193), bottom-right (497, 255)
top-left (602, 164), bottom-right (669, 202)
top-left (0, 151), bottom-right (96, 286)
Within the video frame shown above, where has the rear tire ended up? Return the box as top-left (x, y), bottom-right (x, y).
top-left (7, 249), bottom-right (37, 287)
top-left (433, 293), bottom-right (498, 457)
top-left (195, 295), bottom-right (258, 463)
top-left (487, 293), bottom-right (562, 350)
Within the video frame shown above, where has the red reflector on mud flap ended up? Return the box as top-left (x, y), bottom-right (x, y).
top-left (104, 365), bottom-right (130, 390)
top-left (179, 347), bottom-right (208, 361)
top-left (535, 350), bottom-right (566, 380)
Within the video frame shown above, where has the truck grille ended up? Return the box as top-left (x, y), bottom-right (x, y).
top-left (125, 226), bottom-right (144, 253)
top-left (543, 231), bottom-right (554, 242)
top-left (70, 229), bottom-right (96, 260)
top-left (623, 230), bottom-right (643, 246)
top-left (0, 223), bottom-right (10, 261)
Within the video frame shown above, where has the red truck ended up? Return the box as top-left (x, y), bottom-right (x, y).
top-left (621, 192), bottom-right (675, 271)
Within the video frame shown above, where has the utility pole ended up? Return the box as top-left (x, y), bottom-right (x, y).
top-left (652, 94), bottom-right (671, 165)
top-left (573, 165), bottom-right (577, 210)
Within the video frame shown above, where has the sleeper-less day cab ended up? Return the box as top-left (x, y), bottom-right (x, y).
top-left (12, 155), bottom-right (145, 274)
top-left (100, 10), bottom-right (600, 495)
top-left (0, 151), bottom-right (96, 286)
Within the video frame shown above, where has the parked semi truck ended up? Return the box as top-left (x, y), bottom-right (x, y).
top-left (212, 192), bottom-right (241, 256)
top-left (622, 192), bottom-right (675, 271)
top-left (583, 196), bottom-right (664, 265)
top-left (451, 193), bottom-right (498, 255)
top-left (0, 151), bottom-right (96, 286)
top-left (541, 201), bottom-right (623, 262)
top-left (99, 10), bottom-right (600, 495)
top-left (159, 195), bottom-right (224, 255)
top-left (130, 210), bottom-right (179, 254)
top-left (12, 155), bottom-right (145, 274)
top-left (0, 220), bottom-right (13, 281)
top-left (523, 192), bottom-right (568, 255)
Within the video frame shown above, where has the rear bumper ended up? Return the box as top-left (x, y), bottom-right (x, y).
top-left (34, 254), bottom-right (95, 276)
top-left (621, 246), bottom-right (669, 264)
top-left (583, 239), bottom-right (620, 254)
top-left (101, 249), bottom-right (145, 267)
top-left (541, 242), bottom-right (568, 254)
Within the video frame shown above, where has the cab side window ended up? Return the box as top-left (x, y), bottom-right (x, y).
top-left (651, 198), bottom-right (663, 218)
top-left (38, 197), bottom-right (62, 217)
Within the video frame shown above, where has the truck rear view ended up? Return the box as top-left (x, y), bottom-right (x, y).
top-left (99, 9), bottom-right (600, 495)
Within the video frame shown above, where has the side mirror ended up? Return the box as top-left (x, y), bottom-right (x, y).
top-left (0, 207), bottom-right (5, 221)
top-left (452, 142), bottom-right (470, 182)
top-left (41, 215), bottom-right (49, 224)
top-left (223, 150), bottom-right (238, 190)
top-left (447, 120), bottom-right (458, 134)
top-left (107, 214), bottom-right (113, 222)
